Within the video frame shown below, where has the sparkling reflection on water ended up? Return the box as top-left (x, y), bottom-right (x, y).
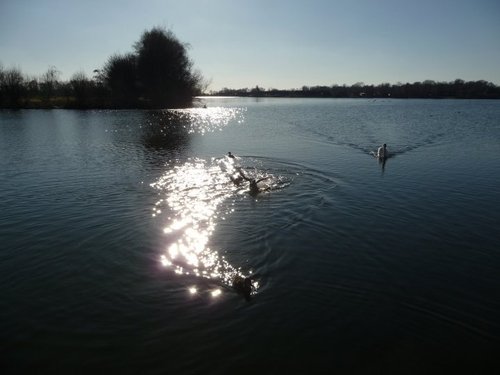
top-left (152, 157), bottom-right (257, 297)
top-left (169, 106), bottom-right (246, 134)
top-left (151, 152), bottom-right (290, 299)
top-left (150, 106), bottom-right (263, 298)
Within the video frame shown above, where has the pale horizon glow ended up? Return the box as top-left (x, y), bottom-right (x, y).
top-left (1, 0), bottom-right (499, 91)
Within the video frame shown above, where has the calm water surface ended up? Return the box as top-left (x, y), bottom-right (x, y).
top-left (1, 98), bottom-right (499, 374)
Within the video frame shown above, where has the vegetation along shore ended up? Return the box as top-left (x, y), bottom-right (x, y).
top-left (0, 27), bottom-right (207, 110)
top-left (1, 26), bottom-right (499, 109)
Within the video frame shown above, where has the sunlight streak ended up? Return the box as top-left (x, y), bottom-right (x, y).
top-left (169, 107), bottom-right (246, 134)
top-left (211, 289), bottom-right (222, 298)
top-left (152, 156), bottom-right (253, 296)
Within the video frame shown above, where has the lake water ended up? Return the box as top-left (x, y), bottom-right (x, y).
top-left (1, 98), bottom-right (499, 374)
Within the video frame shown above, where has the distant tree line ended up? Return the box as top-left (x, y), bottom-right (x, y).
top-left (0, 27), bottom-right (207, 109)
top-left (214, 80), bottom-right (500, 99)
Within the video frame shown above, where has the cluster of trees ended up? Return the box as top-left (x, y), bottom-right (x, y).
top-left (214, 80), bottom-right (500, 99)
top-left (0, 27), bottom-right (206, 109)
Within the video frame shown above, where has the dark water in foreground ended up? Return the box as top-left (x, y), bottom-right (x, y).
top-left (1, 98), bottom-right (499, 374)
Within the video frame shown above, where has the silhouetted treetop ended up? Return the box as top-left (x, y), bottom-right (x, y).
top-left (103, 53), bottom-right (138, 107)
top-left (134, 27), bottom-right (199, 107)
top-left (0, 66), bottom-right (24, 107)
top-left (0, 27), bottom-right (205, 109)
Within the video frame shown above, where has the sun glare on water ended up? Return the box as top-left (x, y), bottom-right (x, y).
top-left (152, 156), bottom-right (252, 299)
top-left (148, 106), bottom-right (274, 299)
top-left (169, 107), bottom-right (245, 135)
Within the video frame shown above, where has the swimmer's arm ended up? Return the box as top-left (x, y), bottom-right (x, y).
top-left (238, 169), bottom-right (253, 181)
top-left (256, 176), bottom-right (271, 183)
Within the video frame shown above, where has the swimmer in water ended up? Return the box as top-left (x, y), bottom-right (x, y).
top-left (225, 156), bottom-right (271, 193)
top-left (377, 143), bottom-right (388, 159)
top-left (237, 169), bottom-right (270, 194)
top-left (229, 170), bottom-right (244, 185)
top-left (248, 177), bottom-right (270, 195)
top-left (228, 165), bottom-right (247, 186)
top-left (232, 275), bottom-right (254, 300)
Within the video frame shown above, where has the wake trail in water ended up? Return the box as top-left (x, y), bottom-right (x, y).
top-left (288, 106), bottom-right (448, 158)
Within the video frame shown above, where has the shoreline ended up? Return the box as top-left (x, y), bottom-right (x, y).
top-left (2, 95), bottom-right (499, 110)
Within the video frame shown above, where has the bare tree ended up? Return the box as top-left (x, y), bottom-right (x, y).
top-left (70, 71), bottom-right (90, 107)
top-left (1, 67), bottom-right (24, 107)
top-left (40, 66), bottom-right (61, 104)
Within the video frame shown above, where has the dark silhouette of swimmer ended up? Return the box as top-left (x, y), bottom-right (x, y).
top-left (232, 275), bottom-right (253, 300)
top-left (225, 155), bottom-right (270, 193)
top-left (236, 169), bottom-right (270, 194)
top-left (249, 177), bottom-right (271, 195)
top-left (229, 173), bottom-right (244, 185)
top-left (228, 166), bottom-right (246, 185)
top-left (377, 143), bottom-right (388, 159)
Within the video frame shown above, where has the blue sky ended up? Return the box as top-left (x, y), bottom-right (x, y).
top-left (1, 0), bottom-right (499, 90)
